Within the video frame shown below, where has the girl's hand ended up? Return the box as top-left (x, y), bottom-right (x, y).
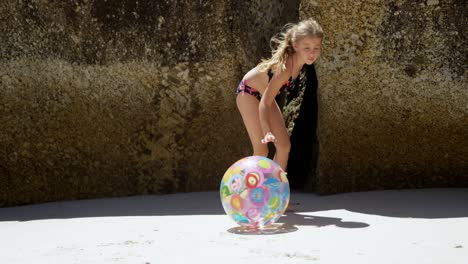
top-left (261, 132), bottom-right (276, 144)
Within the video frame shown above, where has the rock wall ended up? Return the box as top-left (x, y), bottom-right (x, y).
top-left (1, 0), bottom-right (466, 206)
top-left (0, 0), bottom-right (298, 206)
top-left (299, 0), bottom-right (467, 193)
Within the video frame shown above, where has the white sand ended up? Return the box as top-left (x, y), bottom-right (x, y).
top-left (1, 189), bottom-right (467, 264)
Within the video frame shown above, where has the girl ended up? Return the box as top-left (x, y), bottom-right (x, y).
top-left (236, 18), bottom-right (323, 172)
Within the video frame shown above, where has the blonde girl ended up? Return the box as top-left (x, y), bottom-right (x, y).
top-left (236, 18), bottom-right (323, 171)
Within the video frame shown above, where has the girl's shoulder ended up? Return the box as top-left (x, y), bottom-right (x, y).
top-left (269, 58), bottom-right (293, 79)
top-left (274, 56), bottom-right (294, 71)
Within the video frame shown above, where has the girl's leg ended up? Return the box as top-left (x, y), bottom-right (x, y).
top-left (238, 94), bottom-right (295, 212)
top-left (268, 101), bottom-right (291, 171)
top-left (236, 94), bottom-right (269, 157)
top-left (269, 101), bottom-right (296, 212)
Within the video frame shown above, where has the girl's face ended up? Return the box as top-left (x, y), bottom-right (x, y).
top-left (293, 36), bottom-right (322, 65)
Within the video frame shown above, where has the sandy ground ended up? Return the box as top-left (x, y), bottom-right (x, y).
top-left (1, 188), bottom-right (467, 264)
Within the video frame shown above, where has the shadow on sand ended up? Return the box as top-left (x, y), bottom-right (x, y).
top-left (227, 223), bottom-right (299, 235)
top-left (1, 188), bottom-right (467, 227)
top-left (226, 212), bottom-right (369, 235)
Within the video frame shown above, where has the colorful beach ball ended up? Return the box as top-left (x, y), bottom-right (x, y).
top-left (220, 156), bottom-right (290, 228)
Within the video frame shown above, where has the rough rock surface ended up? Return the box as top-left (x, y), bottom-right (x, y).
top-left (299, 0), bottom-right (467, 193)
top-left (1, 0), bottom-right (466, 206)
top-left (0, 0), bottom-right (298, 206)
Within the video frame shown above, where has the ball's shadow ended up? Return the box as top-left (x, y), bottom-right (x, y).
top-left (227, 223), bottom-right (298, 235)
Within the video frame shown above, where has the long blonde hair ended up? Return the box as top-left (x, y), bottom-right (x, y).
top-left (257, 18), bottom-right (323, 73)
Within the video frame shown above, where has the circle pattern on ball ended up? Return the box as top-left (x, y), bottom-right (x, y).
top-left (219, 156), bottom-right (290, 228)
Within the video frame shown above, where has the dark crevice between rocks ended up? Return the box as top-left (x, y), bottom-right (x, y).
top-left (285, 64), bottom-right (319, 192)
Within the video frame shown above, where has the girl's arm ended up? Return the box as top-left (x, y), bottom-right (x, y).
top-left (258, 66), bottom-right (290, 143)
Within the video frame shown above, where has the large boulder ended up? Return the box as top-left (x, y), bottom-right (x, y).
top-left (0, 0), bottom-right (298, 206)
top-left (299, 0), bottom-right (467, 193)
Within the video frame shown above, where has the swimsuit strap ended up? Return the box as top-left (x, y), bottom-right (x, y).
top-left (267, 68), bottom-right (274, 82)
top-left (267, 55), bottom-right (294, 83)
top-left (241, 79), bottom-right (246, 96)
